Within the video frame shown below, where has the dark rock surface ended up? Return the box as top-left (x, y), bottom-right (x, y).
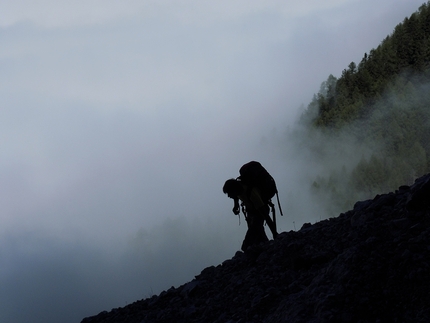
top-left (81, 174), bottom-right (430, 323)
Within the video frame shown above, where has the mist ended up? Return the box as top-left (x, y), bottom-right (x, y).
top-left (0, 1), bottom-right (425, 322)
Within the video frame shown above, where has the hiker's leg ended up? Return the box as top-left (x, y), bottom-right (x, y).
top-left (241, 213), bottom-right (268, 251)
top-left (242, 227), bottom-right (268, 251)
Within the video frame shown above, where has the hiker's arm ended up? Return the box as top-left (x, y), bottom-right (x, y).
top-left (233, 198), bottom-right (240, 215)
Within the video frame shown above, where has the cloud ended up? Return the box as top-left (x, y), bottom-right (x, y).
top-left (0, 0), bottom-right (360, 28)
top-left (0, 215), bottom-right (245, 323)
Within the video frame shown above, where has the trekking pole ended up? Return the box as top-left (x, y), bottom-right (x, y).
top-left (276, 192), bottom-right (283, 216)
top-left (266, 201), bottom-right (278, 238)
top-left (272, 204), bottom-right (277, 235)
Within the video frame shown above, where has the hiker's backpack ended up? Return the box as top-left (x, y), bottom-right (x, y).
top-left (238, 161), bottom-right (283, 216)
top-left (238, 161), bottom-right (276, 201)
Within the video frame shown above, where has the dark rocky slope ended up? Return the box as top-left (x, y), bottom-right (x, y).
top-left (81, 173), bottom-right (430, 323)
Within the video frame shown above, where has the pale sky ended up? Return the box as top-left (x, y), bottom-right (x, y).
top-left (0, 1), bottom-right (425, 322)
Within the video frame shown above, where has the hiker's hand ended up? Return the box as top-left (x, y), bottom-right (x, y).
top-left (233, 199), bottom-right (240, 215)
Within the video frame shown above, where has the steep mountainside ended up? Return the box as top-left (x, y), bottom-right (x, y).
top-left (81, 173), bottom-right (430, 323)
top-left (296, 2), bottom-right (430, 215)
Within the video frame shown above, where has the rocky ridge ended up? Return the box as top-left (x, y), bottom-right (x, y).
top-left (81, 173), bottom-right (430, 322)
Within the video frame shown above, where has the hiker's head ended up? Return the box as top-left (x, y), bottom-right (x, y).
top-left (223, 179), bottom-right (244, 199)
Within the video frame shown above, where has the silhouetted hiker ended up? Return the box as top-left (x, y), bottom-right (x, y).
top-left (223, 161), bottom-right (282, 251)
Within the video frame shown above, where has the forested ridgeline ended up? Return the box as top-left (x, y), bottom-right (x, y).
top-left (297, 2), bottom-right (430, 216)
